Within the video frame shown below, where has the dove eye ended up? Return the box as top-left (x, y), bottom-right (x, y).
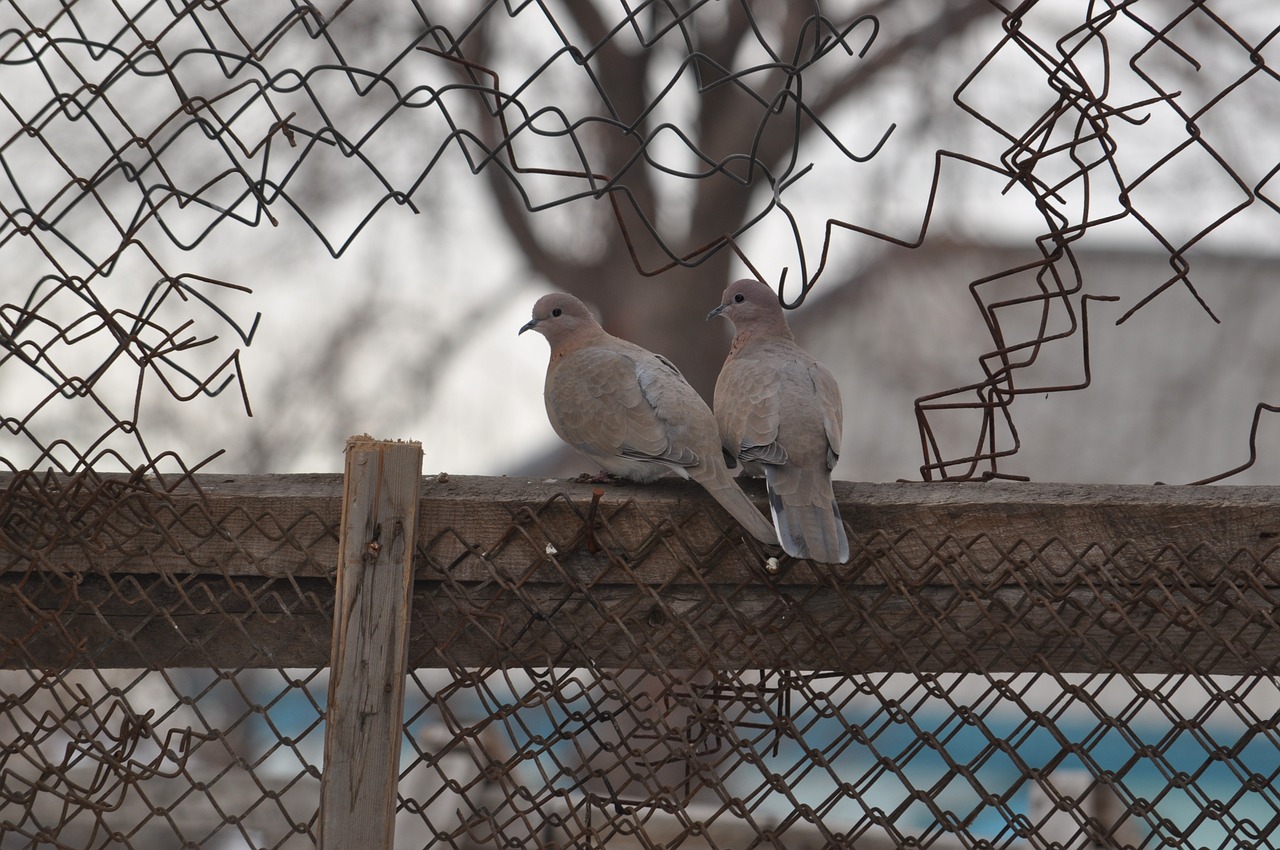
top-left (734, 293), bottom-right (745, 303)
top-left (552, 308), bottom-right (563, 317)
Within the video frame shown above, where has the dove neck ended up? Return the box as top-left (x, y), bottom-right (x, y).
top-left (548, 323), bottom-right (610, 362)
top-left (729, 320), bottom-right (794, 354)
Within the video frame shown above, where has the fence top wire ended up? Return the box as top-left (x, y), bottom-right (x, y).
top-left (2, 3), bottom-right (1279, 493)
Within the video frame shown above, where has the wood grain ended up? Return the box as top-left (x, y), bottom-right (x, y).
top-left (319, 439), bottom-right (422, 850)
top-left (3, 473), bottom-right (1280, 674)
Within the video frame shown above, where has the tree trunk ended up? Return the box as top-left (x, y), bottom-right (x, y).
top-left (594, 247), bottom-right (736, 403)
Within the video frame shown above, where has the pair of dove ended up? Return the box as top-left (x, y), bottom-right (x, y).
top-left (519, 279), bottom-right (849, 564)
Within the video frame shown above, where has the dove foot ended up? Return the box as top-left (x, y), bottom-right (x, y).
top-left (575, 470), bottom-right (625, 485)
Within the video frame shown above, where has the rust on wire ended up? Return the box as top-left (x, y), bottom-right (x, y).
top-left (2, 1), bottom-right (1274, 483)
top-left (3, 2), bottom-right (1280, 849)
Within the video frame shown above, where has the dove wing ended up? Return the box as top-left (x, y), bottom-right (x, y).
top-left (546, 346), bottom-right (698, 468)
top-left (715, 343), bottom-right (789, 466)
top-left (810, 359), bottom-right (843, 469)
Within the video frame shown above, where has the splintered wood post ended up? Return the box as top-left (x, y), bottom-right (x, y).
top-left (320, 437), bottom-right (423, 849)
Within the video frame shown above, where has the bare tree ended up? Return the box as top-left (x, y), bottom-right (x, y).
top-left (12, 1), bottom-right (1275, 483)
top-left (445, 1), bottom-right (998, 397)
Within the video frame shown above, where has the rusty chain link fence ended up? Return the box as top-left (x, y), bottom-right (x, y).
top-left (4, 2), bottom-right (1280, 849)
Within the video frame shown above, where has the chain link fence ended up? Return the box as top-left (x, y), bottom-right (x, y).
top-left (4, 2), bottom-right (1280, 849)
top-left (5, 471), bottom-right (1280, 848)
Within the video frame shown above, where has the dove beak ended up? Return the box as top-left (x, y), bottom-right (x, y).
top-left (518, 318), bottom-right (539, 335)
top-left (706, 304), bottom-right (727, 321)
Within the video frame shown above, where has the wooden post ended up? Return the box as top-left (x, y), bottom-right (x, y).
top-left (320, 437), bottom-right (423, 849)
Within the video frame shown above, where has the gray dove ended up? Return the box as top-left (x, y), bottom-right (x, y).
top-left (708, 279), bottom-right (849, 563)
top-left (520, 292), bottom-right (778, 546)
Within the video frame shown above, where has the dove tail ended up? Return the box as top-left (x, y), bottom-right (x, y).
top-left (763, 466), bottom-right (850, 564)
top-left (691, 462), bottom-right (779, 546)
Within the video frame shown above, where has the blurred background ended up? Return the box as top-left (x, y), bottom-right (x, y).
top-left (4, 1), bottom-right (1278, 486)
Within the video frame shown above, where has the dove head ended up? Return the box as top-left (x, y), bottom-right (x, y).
top-left (708, 279), bottom-right (793, 341)
top-left (519, 292), bottom-right (603, 354)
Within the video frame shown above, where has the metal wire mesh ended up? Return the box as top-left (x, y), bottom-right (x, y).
top-left (396, 480), bottom-right (1280, 849)
top-left (6, 473), bottom-right (1280, 848)
top-left (3, 2), bottom-right (1280, 849)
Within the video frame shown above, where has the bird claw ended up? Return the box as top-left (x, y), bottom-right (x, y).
top-left (576, 470), bottom-right (623, 485)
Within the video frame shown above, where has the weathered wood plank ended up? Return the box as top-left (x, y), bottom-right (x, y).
top-left (319, 439), bottom-right (422, 850)
top-left (4, 473), bottom-right (1280, 675)
top-left (4, 473), bottom-right (1280, 585)
top-left (0, 573), bottom-right (334, 669)
top-left (4, 572), bottom-right (1276, 674)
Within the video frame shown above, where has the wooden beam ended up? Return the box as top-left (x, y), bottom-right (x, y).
top-left (319, 438), bottom-right (422, 850)
top-left (3, 569), bottom-right (1271, 674)
top-left (2, 473), bottom-right (1280, 674)
top-left (5, 473), bottom-right (1280, 583)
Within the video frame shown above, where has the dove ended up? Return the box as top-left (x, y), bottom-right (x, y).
top-left (708, 279), bottom-right (849, 563)
top-left (520, 292), bottom-right (778, 547)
